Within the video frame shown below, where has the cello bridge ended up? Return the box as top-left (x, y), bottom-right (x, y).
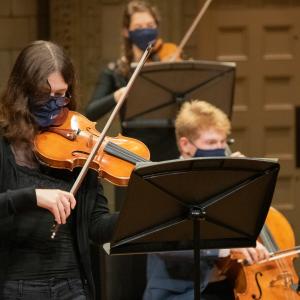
top-left (269, 272), bottom-right (293, 288)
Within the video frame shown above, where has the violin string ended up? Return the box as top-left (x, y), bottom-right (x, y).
top-left (105, 141), bottom-right (148, 163)
top-left (105, 141), bottom-right (149, 164)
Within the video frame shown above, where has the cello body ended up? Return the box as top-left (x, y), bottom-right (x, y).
top-left (227, 207), bottom-right (300, 300)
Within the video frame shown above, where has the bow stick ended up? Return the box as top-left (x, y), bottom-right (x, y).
top-left (170, 0), bottom-right (213, 61)
top-left (51, 43), bottom-right (153, 238)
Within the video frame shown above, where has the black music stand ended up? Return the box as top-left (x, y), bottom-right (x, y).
top-left (122, 60), bottom-right (236, 129)
top-left (104, 157), bottom-right (280, 300)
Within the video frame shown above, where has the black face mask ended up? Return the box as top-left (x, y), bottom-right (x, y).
top-left (128, 28), bottom-right (158, 51)
top-left (193, 148), bottom-right (226, 158)
top-left (31, 95), bottom-right (69, 128)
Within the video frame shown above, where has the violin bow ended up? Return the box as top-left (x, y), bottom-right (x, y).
top-left (170, 0), bottom-right (213, 62)
top-left (51, 43), bottom-right (153, 238)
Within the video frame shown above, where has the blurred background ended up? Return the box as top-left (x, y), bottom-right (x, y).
top-left (1, 0), bottom-right (300, 298)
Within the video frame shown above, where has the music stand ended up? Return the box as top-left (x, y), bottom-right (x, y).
top-left (122, 60), bottom-right (236, 129)
top-left (104, 157), bottom-right (280, 300)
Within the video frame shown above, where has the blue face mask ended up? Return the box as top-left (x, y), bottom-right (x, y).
top-left (128, 28), bottom-right (158, 51)
top-left (194, 148), bottom-right (226, 158)
top-left (31, 95), bottom-right (69, 128)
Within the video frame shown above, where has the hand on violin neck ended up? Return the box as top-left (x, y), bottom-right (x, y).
top-left (36, 189), bottom-right (76, 224)
top-left (230, 241), bottom-right (270, 265)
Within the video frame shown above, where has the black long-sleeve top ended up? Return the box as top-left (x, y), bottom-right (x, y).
top-left (0, 137), bottom-right (118, 300)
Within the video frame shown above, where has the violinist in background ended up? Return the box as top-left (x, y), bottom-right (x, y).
top-left (86, 0), bottom-right (179, 161)
top-left (0, 40), bottom-right (117, 300)
top-left (85, 3), bottom-right (180, 299)
top-left (143, 100), bottom-right (270, 300)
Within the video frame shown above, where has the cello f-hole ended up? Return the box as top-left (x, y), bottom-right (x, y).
top-left (251, 272), bottom-right (263, 300)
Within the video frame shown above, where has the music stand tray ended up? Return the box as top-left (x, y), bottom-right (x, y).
top-left (122, 60), bottom-right (236, 129)
top-left (104, 157), bottom-right (279, 299)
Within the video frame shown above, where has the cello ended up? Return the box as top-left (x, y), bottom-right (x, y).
top-left (225, 206), bottom-right (300, 300)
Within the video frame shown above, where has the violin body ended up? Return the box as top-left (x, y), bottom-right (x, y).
top-left (34, 111), bottom-right (150, 186)
top-left (227, 207), bottom-right (300, 300)
top-left (152, 38), bottom-right (181, 61)
top-left (156, 42), bottom-right (180, 61)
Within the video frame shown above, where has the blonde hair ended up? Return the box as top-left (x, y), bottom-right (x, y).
top-left (175, 100), bottom-right (231, 142)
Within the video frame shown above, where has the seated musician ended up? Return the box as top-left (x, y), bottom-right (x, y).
top-left (86, 0), bottom-right (178, 122)
top-left (143, 100), bottom-right (270, 300)
top-left (86, 0), bottom-right (180, 161)
top-left (86, 3), bottom-right (180, 298)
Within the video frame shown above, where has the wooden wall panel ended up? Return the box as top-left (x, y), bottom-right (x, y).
top-left (197, 1), bottom-right (300, 244)
top-left (47, 0), bottom-right (300, 294)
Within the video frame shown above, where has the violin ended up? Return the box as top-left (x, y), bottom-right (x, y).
top-left (224, 207), bottom-right (300, 300)
top-left (152, 38), bottom-right (180, 61)
top-left (34, 111), bottom-right (150, 186)
top-left (159, 0), bottom-right (213, 62)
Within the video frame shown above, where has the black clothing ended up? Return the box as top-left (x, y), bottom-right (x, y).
top-left (0, 137), bottom-right (118, 300)
top-left (202, 279), bottom-right (235, 300)
top-left (86, 65), bottom-right (179, 161)
top-left (2, 163), bottom-right (80, 280)
top-left (0, 278), bottom-right (88, 299)
top-left (86, 65), bottom-right (127, 119)
top-left (144, 250), bottom-right (221, 299)
top-left (85, 63), bottom-right (179, 299)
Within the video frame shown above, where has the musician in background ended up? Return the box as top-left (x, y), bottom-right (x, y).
top-left (85, 2), bottom-right (181, 299)
top-left (143, 100), bottom-right (269, 300)
top-left (86, 0), bottom-right (179, 161)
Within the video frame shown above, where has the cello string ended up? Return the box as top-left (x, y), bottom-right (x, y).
top-left (260, 224), bottom-right (297, 299)
top-left (258, 224), bottom-right (296, 300)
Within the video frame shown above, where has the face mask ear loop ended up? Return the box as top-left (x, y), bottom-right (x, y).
top-left (186, 138), bottom-right (198, 157)
top-left (188, 138), bottom-right (198, 148)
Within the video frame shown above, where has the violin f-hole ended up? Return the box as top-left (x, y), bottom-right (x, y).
top-left (72, 150), bottom-right (90, 158)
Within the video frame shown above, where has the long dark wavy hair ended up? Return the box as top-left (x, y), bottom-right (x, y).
top-left (0, 40), bottom-right (76, 146)
top-left (116, 0), bottom-right (160, 77)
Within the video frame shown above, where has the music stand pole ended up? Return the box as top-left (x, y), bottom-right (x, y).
top-left (191, 209), bottom-right (202, 300)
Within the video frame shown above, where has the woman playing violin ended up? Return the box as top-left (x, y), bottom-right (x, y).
top-left (0, 40), bottom-right (117, 300)
top-left (86, 0), bottom-right (179, 161)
